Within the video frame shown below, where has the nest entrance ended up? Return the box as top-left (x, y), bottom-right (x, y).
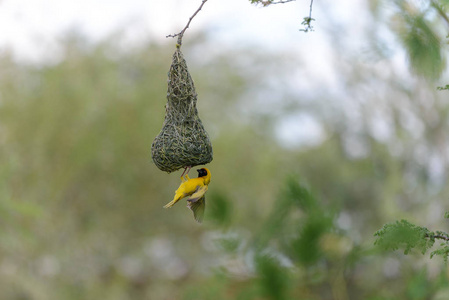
top-left (151, 49), bottom-right (213, 173)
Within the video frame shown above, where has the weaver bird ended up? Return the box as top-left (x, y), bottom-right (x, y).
top-left (163, 168), bottom-right (211, 223)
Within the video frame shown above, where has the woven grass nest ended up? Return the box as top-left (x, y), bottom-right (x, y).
top-left (151, 48), bottom-right (213, 173)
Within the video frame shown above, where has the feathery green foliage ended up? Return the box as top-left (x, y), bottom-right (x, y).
top-left (431, 246), bottom-right (449, 261)
top-left (207, 190), bottom-right (233, 226)
top-left (396, 11), bottom-right (445, 79)
top-left (255, 254), bottom-right (289, 300)
top-left (374, 219), bottom-right (449, 260)
top-left (374, 220), bottom-right (434, 254)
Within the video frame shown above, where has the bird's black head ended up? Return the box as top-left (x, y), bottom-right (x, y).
top-left (197, 168), bottom-right (208, 177)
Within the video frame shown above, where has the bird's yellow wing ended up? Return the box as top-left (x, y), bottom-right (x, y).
top-left (187, 196), bottom-right (205, 223)
top-left (164, 177), bottom-right (204, 208)
top-left (187, 185), bottom-right (208, 203)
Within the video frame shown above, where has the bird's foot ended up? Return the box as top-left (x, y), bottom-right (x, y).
top-left (181, 166), bottom-right (192, 182)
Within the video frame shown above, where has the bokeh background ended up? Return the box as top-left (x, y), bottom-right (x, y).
top-left (1, 0), bottom-right (449, 299)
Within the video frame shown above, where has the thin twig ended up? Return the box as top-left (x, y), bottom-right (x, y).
top-left (262, 0), bottom-right (295, 6)
top-left (299, 0), bottom-right (315, 32)
top-left (308, 0), bottom-right (314, 21)
top-left (426, 233), bottom-right (449, 241)
top-left (433, 234), bottom-right (449, 242)
top-left (166, 0), bottom-right (209, 47)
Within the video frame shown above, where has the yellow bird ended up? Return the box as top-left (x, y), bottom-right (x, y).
top-left (163, 168), bottom-right (211, 223)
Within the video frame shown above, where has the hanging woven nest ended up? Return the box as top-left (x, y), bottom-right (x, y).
top-left (151, 48), bottom-right (213, 173)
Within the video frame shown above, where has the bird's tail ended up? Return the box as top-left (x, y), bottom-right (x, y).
top-left (163, 192), bottom-right (183, 208)
top-left (163, 200), bottom-right (176, 208)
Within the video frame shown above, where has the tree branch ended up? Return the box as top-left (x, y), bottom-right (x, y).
top-left (166, 0), bottom-right (209, 47)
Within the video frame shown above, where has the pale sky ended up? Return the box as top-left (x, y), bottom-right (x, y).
top-left (0, 0), bottom-right (350, 61)
top-left (0, 0), bottom-right (390, 148)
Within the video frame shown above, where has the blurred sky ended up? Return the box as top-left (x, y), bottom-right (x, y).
top-left (0, 0), bottom-right (396, 148)
top-left (0, 0), bottom-right (364, 63)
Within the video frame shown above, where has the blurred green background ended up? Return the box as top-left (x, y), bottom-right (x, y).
top-left (1, 0), bottom-right (449, 299)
